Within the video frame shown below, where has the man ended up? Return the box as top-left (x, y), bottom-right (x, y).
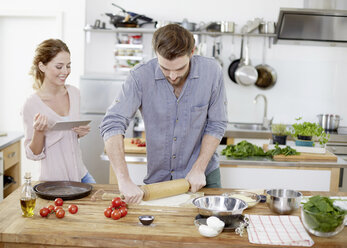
top-left (100, 24), bottom-right (227, 204)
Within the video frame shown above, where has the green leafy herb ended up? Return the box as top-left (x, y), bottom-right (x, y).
top-left (291, 117), bottom-right (330, 145)
top-left (303, 195), bottom-right (346, 233)
top-left (221, 141), bottom-right (299, 158)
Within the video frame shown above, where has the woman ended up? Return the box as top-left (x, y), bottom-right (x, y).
top-left (22, 39), bottom-right (95, 183)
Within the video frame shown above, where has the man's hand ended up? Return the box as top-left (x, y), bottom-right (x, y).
top-left (185, 165), bottom-right (206, 193)
top-left (118, 180), bottom-right (144, 204)
top-left (73, 125), bottom-right (90, 138)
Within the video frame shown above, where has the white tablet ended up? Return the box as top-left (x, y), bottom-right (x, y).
top-left (51, 120), bottom-right (91, 131)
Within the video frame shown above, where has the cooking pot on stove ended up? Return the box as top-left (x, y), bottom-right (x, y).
top-left (317, 114), bottom-right (342, 131)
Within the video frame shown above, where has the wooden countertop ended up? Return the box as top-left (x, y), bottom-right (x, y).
top-left (1, 184), bottom-right (346, 248)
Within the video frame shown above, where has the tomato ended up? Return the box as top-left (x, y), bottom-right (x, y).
top-left (54, 206), bottom-right (62, 212)
top-left (104, 208), bottom-right (112, 218)
top-left (111, 209), bottom-right (121, 220)
top-left (119, 207), bottom-right (128, 217)
top-left (47, 205), bottom-right (55, 213)
top-left (56, 209), bottom-right (65, 218)
top-left (112, 197), bottom-right (122, 208)
top-left (54, 198), bottom-right (63, 206)
top-left (39, 207), bottom-right (50, 217)
top-left (68, 204), bottom-right (78, 214)
top-left (120, 201), bottom-right (127, 208)
top-left (131, 139), bottom-right (134, 144)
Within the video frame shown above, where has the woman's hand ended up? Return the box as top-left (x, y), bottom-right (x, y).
top-left (33, 113), bottom-right (48, 132)
top-left (73, 125), bottom-right (90, 138)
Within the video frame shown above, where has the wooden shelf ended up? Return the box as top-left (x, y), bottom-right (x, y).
top-left (3, 181), bottom-right (16, 191)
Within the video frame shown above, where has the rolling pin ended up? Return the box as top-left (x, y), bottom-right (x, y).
top-left (102, 179), bottom-right (190, 201)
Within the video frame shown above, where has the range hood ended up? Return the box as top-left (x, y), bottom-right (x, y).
top-left (274, 8), bottom-right (347, 47)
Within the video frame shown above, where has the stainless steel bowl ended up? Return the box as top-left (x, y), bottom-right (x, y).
top-left (192, 196), bottom-right (248, 217)
top-left (266, 189), bottom-right (302, 215)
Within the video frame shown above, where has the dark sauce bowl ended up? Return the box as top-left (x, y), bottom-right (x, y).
top-left (139, 215), bottom-right (154, 225)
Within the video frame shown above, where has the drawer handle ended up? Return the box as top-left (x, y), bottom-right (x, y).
top-left (8, 152), bottom-right (16, 158)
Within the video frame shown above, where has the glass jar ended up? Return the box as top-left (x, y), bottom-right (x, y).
top-left (20, 172), bottom-right (36, 217)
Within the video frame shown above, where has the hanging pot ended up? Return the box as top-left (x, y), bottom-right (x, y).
top-left (235, 36), bottom-right (258, 86)
top-left (255, 37), bottom-right (277, 89)
top-left (228, 36), bottom-right (243, 84)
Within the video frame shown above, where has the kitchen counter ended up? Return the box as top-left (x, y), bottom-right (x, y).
top-left (225, 123), bottom-right (347, 143)
top-left (0, 132), bottom-right (24, 150)
top-left (0, 183), bottom-right (346, 248)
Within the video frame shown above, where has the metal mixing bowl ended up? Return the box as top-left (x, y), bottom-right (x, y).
top-left (192, 195), bottom-right (248, 217)
top-left (266, 189), bottom-right (302, 214)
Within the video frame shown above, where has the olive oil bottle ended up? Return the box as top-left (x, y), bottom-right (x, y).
top-left (20, 172), bottom-right (36, 217)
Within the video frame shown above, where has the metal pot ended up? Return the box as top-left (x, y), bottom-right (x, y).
top-left (317, 114), bottom-right (341, 131)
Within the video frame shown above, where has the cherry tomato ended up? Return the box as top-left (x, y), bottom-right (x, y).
top-left (54, 198), bottom-right (63, 206)
top-left (39, 207), bottom-right (50, 217)
top-left (111, 209), bottom-right (121, 220)
top-left (104, 208), bottom-right (112, 218)
top-left (120, 201), bottom-right (127, 208)
top-left (56, 209), bottom-right (65, 218)
top-left (112, 197), bottom-right (122, 208)
top-left (47, 205), bottom-right (55, 213)
top-left (131, 139), bottom-right (134, 144)
top-left (119, 207), bottom-right (128, 217)
top-left (54, 206), bottom-right (62, 212)
top-left (68, 204), bottom-right (78, 214)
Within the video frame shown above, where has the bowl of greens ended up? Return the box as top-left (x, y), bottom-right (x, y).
top-left (301, 195), bottom-right (346, 237)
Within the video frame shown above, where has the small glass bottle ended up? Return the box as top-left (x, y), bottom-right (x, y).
top-left (20, 172), bottom-right (36, 217)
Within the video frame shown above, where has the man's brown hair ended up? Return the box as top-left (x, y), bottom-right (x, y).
top-left (152, 24), bottom-right (195, 60)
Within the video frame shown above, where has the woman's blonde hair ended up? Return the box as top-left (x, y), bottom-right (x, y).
top-left (29, 39), bottom-right (70, 90)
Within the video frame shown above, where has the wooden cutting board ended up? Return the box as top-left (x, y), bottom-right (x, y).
top-left (273, 150), bottom-right (337, 162)
top-left (124, 138), bottom-right (146, 154)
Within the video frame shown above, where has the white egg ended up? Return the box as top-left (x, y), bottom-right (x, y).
top-left (198, 224), bottom-right (219, 237)
top-left (206, 216), bottom-right (225, 232)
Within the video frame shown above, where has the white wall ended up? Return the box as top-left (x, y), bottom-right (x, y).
top-left (85, 0), bottom-right (347, 125)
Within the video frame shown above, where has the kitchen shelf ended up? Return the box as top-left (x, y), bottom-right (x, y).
top-left (84, 26), bottom-right (277, 37)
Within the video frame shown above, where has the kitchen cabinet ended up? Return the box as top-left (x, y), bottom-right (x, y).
top-left (0, 133), bottom-right (23, 200)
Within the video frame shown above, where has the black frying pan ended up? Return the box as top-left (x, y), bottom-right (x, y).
top-left (228, 36), bottom-right (244, 84)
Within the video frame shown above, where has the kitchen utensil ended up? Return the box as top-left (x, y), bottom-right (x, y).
top-left (222, 191), bottom-right (261, 208)
top-left (220, 21), bottom-right (235, 33)
top-left (235, 36), bottom-right (258, 86)
top-left (141, 178), bottom-right (190, 201)
top-left (181, 18), bottom-right (196, 31)
top-left (192, 195), bottom-right (248, 217)
top-left (255, 37), bottom-right (277, 89)
top-left (111, 3), bottom-right (153, 23)
top-left (266, 189), bottom-right (302, 214)
top-left (272, 150), bottom-right (337, 162)
top-left (317, 114), bottom-right (341, 131)
top-left (139, 215), bottom-right (155, 225)
top-left (96, 179), bottom-right (190, 201)
top-left (228, 36), bottom-right (243, 84)
top-left (34, 181), bottom-right (93, 200)
top-left (194, 214), bottom-right (247, 231)
top-left (301, 202), bottom-right (346, 237)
